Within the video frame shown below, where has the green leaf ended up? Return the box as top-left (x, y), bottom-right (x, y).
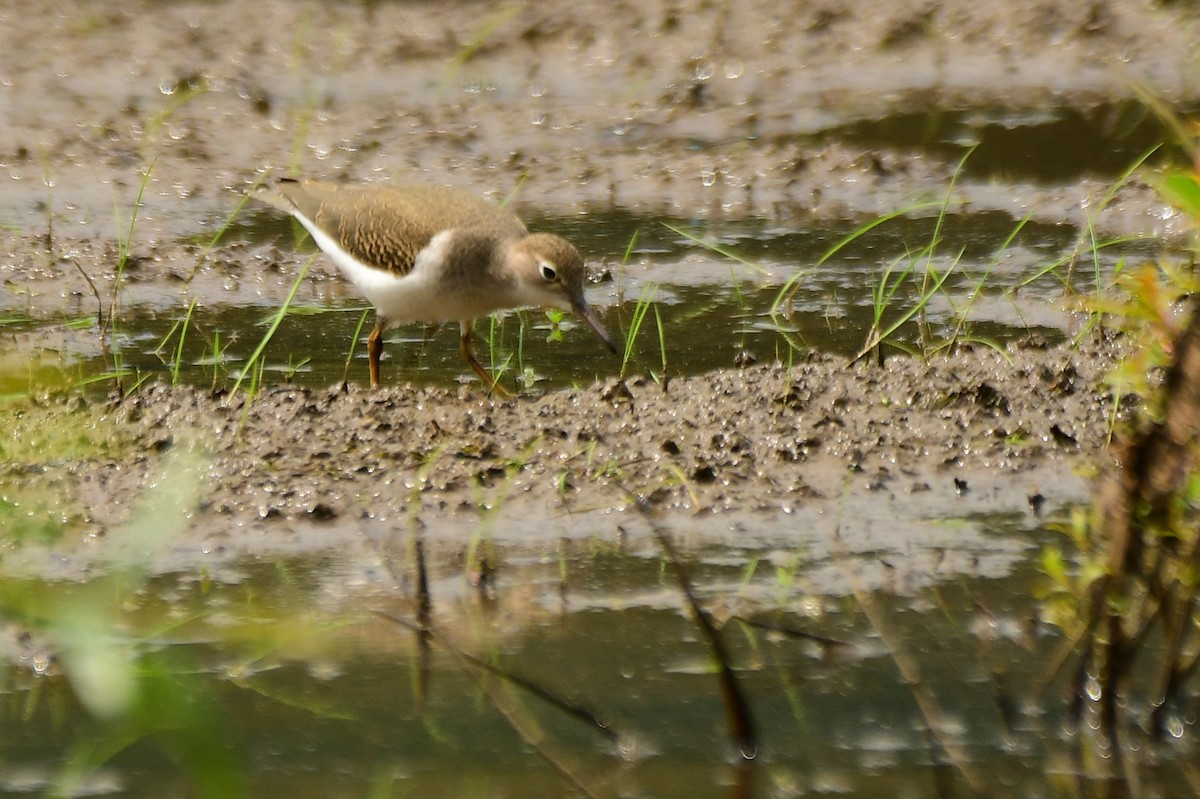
top-left (1149, 170), bottom-right (1200, 219)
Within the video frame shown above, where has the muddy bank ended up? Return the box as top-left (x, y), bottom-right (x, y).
top-left (2, 334), bottom-right (1123, 581)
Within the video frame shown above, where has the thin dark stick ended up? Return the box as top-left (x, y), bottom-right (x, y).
top-left (413, 535), bottom-right (432, 713)
top-left (622, 487), bottom-right (758, 757)
top-left (480, 677), bottom-right (604, 799)
top-left (373, 610), bottom-right (618, 741)
top-left (71, 258), bottom-right (105, 330)
top-left (732, 615), bottom-right (849, 649)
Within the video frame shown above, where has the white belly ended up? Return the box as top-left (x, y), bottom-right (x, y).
top-left (302, 222), bottom-right (472, 325)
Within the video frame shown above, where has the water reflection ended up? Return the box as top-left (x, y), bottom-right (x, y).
top-left (2, 512), bottom-right (1194, 797)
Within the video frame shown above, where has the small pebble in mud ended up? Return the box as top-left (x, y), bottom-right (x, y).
top-left (601, 379), bottom-right (634, 403)
top-left (734, 349), bottom-right (758, 367)
top-left (1050, 424), bottom-right (1078, 448)
top-left (954, 477), bottom-right (969, 495)
top-left (308, 503), bottom-right (338, 521)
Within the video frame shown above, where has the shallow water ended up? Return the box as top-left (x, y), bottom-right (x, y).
top-left (828, 100), bottom-right (1171, 181)
top-left (6, 204), bottom-right (1151, 395)
top-left (5, 511), bottom-right (1191, 798)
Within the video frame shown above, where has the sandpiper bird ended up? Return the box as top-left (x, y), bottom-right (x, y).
top-left (253, 179), bottom-right (617, 392)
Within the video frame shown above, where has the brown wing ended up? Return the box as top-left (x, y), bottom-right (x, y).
top-left (257, 180), bottom-right (527, 277)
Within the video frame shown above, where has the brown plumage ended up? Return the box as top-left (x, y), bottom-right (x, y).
top-left (257, 181), bottom-right (528, 276)
top-left (253, 179), bottom-right (616, 393)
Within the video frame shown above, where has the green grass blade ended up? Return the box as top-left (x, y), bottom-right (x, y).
top-left (662, 222), bottom-right (766, 275)
top-left (771, 200), bottom-right (942, 316)
top-left (232, 253), bottom-right (316, 395)
top-left (173, 299), bottom-right (197, 385)
top-left (620, 284), bottom-right (658, 379)
top-left (341, 309), bottom-right (372, 386)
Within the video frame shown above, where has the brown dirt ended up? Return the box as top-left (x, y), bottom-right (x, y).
top-left (0, 0), bottom-right (1192, 578)
top-left (5, 334), bottom-right (1120, 586)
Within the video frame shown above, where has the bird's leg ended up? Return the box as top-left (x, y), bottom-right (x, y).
top-left (459, 323), bottom-right (512, 399)
top-left (367, 319), bottom-right (386, 388)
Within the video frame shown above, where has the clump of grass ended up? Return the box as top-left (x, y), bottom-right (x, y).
top-left (851, 246), bottom-right (957, 366)
top-left (1011, 145), bottom-right (1161, 347)
top-left (610, 227), bottom-right (669, 384)
top-left (618, 283), bottom-right (665, 382)
top-left (773, 146), bottom-right (1049, 366)
top-left (281, 354), bottom-right (312, 382)
top-left (103, 156), bottom-right (158, 395)
top-left (849, 147), bottom-right (978, 365)
top-left (154, 298), bottom-right (198, 385)
top-left (932, 211), bottom-right (1034, 359)
top-left (484, 315), bottom-right (517, 392)
top-left (771, 202), bottom-right (937, 321)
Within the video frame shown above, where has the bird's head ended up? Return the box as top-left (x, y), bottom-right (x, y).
top-left (509, 233), bottom-right (617, 354)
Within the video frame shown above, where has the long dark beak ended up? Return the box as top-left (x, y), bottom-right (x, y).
top-left (572, 299), bottom-right (618, 354)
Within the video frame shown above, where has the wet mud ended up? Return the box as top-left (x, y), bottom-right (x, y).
top-left (1, 0), bottom-right (1194, 572)
top-left (5, 334), bottom-right (1119, 583)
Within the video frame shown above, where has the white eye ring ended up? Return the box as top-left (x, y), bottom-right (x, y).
top-left (539, 262), bottom-right (557, 282)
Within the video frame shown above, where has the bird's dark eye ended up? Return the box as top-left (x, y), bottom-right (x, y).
top-left (539, 263), bottom-right (557, 282)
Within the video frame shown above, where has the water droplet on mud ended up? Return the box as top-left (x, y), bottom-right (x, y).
top-left (1168, 716), bottom-right (1185, 738)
